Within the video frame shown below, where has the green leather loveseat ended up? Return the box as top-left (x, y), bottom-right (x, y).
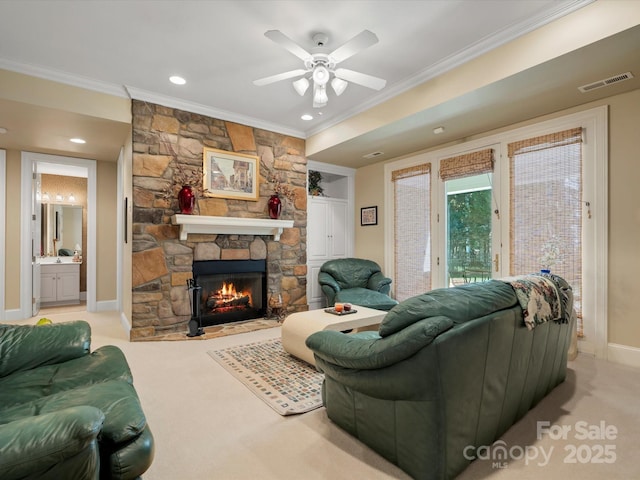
top-left (0, 320), bottom-right (154, 479)
top-left (306, 276), bottom-right (575, 480)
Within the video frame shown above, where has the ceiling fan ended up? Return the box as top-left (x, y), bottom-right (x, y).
top-left (253, 29), bottom-right (387, 108)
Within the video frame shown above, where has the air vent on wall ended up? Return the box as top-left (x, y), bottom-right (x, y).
top-left (578, 71), bottom-right (634, 93)
top-left (363, 151), bottom-right (384, 159)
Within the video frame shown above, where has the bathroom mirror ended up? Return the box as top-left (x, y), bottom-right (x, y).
top-left (41, 203), bottom-right (83, 256)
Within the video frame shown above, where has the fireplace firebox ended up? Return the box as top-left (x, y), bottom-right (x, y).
top-left (192, 259), bottom-right (267, 326)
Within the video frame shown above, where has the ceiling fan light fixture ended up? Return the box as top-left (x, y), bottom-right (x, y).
top-left (331, 77), bottom-right (348, 96)
top-left (312, 65), bottom-right (330, 86)
top-left (292, 77), bottom-right (310, 96)
top-left (313, 84), bottom-right (328, 108)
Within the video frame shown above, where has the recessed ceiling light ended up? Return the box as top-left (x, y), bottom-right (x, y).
top-left (70, 138), bottom-right (86, 144)
top-left (433, 126), bottom-right (445, 135)
top-left (301, 114), bottom-right (313, 121)
top-left (0, 127), bottom-right (7, 134)
top-left (169, 75), bottom-right (186, 85)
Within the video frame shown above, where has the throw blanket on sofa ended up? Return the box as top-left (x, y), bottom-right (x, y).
top-left (503, 275), bottom-right (561, 330)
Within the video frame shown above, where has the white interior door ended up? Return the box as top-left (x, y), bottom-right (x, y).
top-left (32, 166), bottom-right (42, 315)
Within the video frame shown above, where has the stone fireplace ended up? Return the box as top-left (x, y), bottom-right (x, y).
top-left (193, 259), bottom-right (267, 326)
top-left (130, 100), bottom-right (308, 340)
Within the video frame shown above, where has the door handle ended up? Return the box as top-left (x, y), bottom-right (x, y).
top-left (493, 254), bottom-right (499, 272)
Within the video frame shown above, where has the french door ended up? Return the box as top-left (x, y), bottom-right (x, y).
top-left (444, 173), bottom-right (495, 287)
top-left (386, 107), bottom-right (607, 356)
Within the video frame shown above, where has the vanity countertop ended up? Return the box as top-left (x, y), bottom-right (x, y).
top-left (39, 257), bottom-right (82, 265)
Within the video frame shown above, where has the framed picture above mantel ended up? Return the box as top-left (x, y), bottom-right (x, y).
top-left (203, 148), bottom-right (259, 201)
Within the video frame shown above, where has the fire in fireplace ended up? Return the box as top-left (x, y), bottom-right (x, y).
top-left (192, 259), bottom-right (267, 326)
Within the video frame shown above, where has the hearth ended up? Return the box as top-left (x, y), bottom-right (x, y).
top-left (193, 260), bottom-right (267, 326)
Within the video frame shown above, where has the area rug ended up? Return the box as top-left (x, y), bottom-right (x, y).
top-left (208, 338), bottom-right (324, 416)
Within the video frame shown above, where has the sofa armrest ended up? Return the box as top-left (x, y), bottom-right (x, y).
top-left (0, 321), bottom-right (91, 377)
top-left (0, 406), bottom-right (104, 480)
top-left (318, 271), bottom-right (341, 292)
top-left (367, 271), bottom-right (392, 293)
top-left (306, 315), bottom-right (453, 370)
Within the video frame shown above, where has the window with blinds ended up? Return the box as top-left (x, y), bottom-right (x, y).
top-left (508, 127), bottom-right (583, 335)
top-left (392, 164), bottom-right (431, 301)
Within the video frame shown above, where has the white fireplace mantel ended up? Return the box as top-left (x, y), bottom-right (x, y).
top-left (171, 214), bottom-right (294, 241)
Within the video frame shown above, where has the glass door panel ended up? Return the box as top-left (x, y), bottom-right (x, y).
top-left (446, 174), bottom-right (493, 286)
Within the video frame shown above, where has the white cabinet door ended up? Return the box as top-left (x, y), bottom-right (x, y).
top-left (308, 197), bottom-right (349, 260)
top-left (329, 200), bottom-right (348, 258)
top-left (307, 264), bottom-right (325, 310)
top-left (57, 271), bottom-right (80, 302)
top-left (40, 272), bottom-right (57, 303)
top-left (307, 200), bottom-right (330, 260)
top-left (40, 263), bottom-right (80, 305)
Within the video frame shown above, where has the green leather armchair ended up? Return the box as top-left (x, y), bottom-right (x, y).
top-left (0, 321), bottom-right (154, 480)
top-left (318, 258), bottom-right (398, 310)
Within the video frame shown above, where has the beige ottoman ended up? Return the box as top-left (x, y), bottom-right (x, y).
top-left (281, 305), bottom-right (387, 365)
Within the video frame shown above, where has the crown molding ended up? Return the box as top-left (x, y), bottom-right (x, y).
top-left (0, 57), bottom-right (129, 98)
top-left (125, 86), bottom-right (306, 140)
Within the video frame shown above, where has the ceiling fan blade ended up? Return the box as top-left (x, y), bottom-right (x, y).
top-left (334, 68), bottom-right (386, 91)
top-left (329, 30), bottom-right (379, 64)
top-left (253, 69), bottom-right (308, 86)
top-left (264, 30), bottom-right (312, 62)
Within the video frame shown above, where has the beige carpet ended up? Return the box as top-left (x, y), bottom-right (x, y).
top-left (10, 310), bottom-right (640, 480)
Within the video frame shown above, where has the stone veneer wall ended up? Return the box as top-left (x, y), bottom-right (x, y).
top-left (130, 100), bottom-right (307, 340)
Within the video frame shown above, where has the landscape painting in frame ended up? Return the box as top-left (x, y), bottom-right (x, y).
top-left (203, 148), bottom-right (259, 201)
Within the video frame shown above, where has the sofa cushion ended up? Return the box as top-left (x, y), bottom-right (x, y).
top-left (321, 258), bottom-right (381, 289)
top-left (0, 380), bottom-right (147, 445)
top-left (379, 280), bottom-right (517, 337)
top-left (335, 288), bottom-right (399, 311)
top-left (0, 321), bottom-right (91, 378)
top-left (0, 345), bottom-right (133, 410)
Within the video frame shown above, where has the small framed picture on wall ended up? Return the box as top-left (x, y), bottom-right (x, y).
top-left (360, 206), bottom-right (378, 226)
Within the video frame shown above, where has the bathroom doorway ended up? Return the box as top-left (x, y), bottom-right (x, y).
top-left (20, 152), bottom-right (97, 318)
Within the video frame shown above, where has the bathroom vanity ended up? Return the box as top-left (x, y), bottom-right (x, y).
top-left (40, 260), bottom-right (81, 306)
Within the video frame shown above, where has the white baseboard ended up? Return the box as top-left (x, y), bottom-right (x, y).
top-left (3, 309), bottom-right (24, 322)
top-left (96, 300), bottom-right (117, 312)
top-left (577, 338), bottom-right (596, 355)
top-left (607, 343), bottom-right (640, 369)
top-left (120, 311), bottom-right (131, 338)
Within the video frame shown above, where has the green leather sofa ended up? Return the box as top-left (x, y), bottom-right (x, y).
top-left (306, 276), bottom-right (575, 480)
top-left (0, 320), bottom-right (154, 480)
top-left (318, 258), bottom-right (398, 310)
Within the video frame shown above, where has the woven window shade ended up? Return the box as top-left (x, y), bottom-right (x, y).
top-left (508, 127), bottom-right (584, 336)
top-left (392, 163), bottom-right (432, 301)
top-left (439, 148), bottom-right (494, 181)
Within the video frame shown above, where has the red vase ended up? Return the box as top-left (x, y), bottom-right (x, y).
top-left (268, 194), bottom-right (281, 219)
top-left (178, 185), bottom-right (195, 214)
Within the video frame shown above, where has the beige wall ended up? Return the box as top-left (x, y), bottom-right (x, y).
top-left (607, 89), bottom-right (640, 347)
top-left (4, 150), bottom-right (21, 310)
top-left (354, 88), bottom-right (640, 349)
top-left (96, 160), bottom-right (118, 303)
top-left (354, 162), bottom-right (386, 269)
top-left (2, 149), bottom-right (119, 312)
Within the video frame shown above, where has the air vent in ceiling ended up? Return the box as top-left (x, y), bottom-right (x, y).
top-left (363, 151), bottom-right (384, 159)
top-left (578, 71), bottom-right (634, 93)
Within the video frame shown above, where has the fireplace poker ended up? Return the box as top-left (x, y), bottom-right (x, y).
top-left (186, 278), bottom-right (204, 337)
